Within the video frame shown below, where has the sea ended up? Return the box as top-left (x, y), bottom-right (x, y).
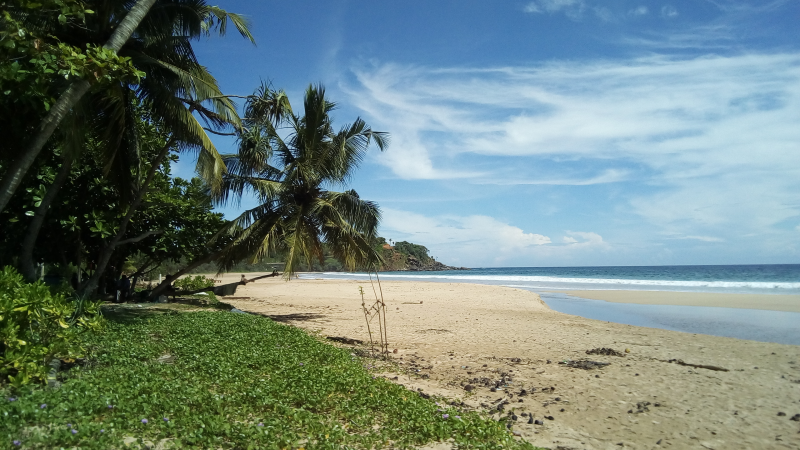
top-left (303, 265), bottom-right (800, 345)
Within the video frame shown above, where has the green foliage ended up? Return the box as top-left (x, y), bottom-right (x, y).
top-left (173, 275), bottom-right (215, 292)
top-left (0, 310), bottom-right (538, 449)
top-left (218, 84), bottom-right (388, 277)
top-left (1, 1), bottom-right (142, 117)
top-left (127, 175), bottom-right (227, 280)
top-left (0, 266), bottom-right (102, 387)
top-left (393, 241), bottom-right (431, 264)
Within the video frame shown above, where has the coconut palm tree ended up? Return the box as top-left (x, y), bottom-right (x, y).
top-left (74, 0), bottom-right (254, 294)
top-left (216, 84), bottom-right (389, 276)
top-left (0, 0), bottom-right (253, 212)
top-left (6, 0), bottom-right (254, 289)
top-left (0, 0), bottom-right (157, 214)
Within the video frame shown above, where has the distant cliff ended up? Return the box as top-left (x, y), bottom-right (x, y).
top-left (401, 255), bottom-right (470, 272)
top-left (378, 240), bottom-right (469, 272)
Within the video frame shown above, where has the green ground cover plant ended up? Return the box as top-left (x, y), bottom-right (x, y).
top-left (0, 308), bottom-right (539, 449)
top-left (0, 267), bottom-right (102, 387)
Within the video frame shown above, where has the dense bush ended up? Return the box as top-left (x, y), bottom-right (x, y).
top-left (173, 275), bottom-right (215, 291)
top-left (0, 267), bottom-right (103, 387)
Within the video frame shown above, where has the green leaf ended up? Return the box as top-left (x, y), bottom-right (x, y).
top-left (25, 210), bottom-right (34, 216)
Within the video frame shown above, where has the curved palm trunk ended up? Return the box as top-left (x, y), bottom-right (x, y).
top-left (149, 250), bottom-right (222, 299)
top-left (19, 156), bottom-right (74, 281)
top-left (0, 0), bottom-right (158, 215)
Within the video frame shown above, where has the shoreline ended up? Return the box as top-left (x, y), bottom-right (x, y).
top-left (558, 290), bottom-right (800, 313)
top-left (215, 275), bottom-right (800, 449)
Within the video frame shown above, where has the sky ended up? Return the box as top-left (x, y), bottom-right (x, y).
top-left (180, 0), bottom-right (800, 268)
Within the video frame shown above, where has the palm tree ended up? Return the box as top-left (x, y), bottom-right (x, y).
top-left (7, 0), bottom-right (254, 288)
top-left (0, 0), bottom-right (157, 214)
top-left (74, 0), bottom-right (254, 294)
top-left (216, 84), bottom-right (389, 276)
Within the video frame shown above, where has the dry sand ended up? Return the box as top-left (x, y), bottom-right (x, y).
top-left (213, 274), bottom-right (800, 449)
top-left (560, 290), bottom-right (800, 313)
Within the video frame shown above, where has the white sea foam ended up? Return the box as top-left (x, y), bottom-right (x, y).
top-left (315, 272), bottom-right (800, 290)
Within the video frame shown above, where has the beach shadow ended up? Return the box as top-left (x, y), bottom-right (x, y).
top-left (254, 312), bottom-right (328, 323)
top-left (101, 302), bottom-right (222, 324)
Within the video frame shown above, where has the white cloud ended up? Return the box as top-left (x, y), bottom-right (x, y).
top-left (344, 53), bottom-right (800, 249)
top-left (661, 5), bottom-right (679, 18)
top-left (523, 3), bottom-right (542, 13)
top-left (593, 6), bottom-right (615, 22)
top-left (524, 1), bottom-right (645, 21)
top-left (482, 169), bottom-right (630, 186)
top-left (380, 209), bottom-right (614, 266)
top-left (524, 0), bottom-right (587, 20)
top-left (563, 231), bottom-right (607, 248)
top-left (673, 235), bottom-right (726, 243)
top-left (628, 6), bottom-right (648, 16)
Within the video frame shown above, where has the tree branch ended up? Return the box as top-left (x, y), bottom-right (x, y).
top-left (118, 230), bottom-right (164, 246)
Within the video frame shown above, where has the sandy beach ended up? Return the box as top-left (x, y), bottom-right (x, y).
top-left (214, 274), bottom-right (800, 449)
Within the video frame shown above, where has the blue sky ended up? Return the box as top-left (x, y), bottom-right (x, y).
top-left (180, 0), bottom-right (800, 267)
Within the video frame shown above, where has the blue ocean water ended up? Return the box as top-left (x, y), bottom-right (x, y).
top-left (304, 265), bottom-right (800, 345)
top-left (310, 265), bottom-right (800, 295)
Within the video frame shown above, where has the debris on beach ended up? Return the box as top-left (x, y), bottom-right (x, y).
top-left (326, 336), bottom-right (364, 345)
top-left (660, 358), bottom-right (729, 372)
top-left (586, 347), bottom-right (626, 357)
top-left (559, 360), bottom-right (611, 370)
top-left (628, 401), bottom-right (651, 414)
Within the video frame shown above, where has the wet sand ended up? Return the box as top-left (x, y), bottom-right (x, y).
top-left (212, 275), bottom-right (800, 449)
top-left (560, 290), bottom-right (800, 313)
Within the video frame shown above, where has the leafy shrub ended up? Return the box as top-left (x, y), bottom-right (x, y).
top-left (0, 266), bottom-right (103, 387)
top-left (173, 275), bottom-right (215, 291)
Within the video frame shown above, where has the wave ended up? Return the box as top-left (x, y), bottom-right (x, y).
top-left (315, 272), bottom-right (800, 290)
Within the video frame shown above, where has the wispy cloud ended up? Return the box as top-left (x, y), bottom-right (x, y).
top-left (661, 5), bottom-right (679, 18)
top-left (628, 6), bottom-right (648, 16)
top-left (344, 53), bottom-right (800, 247)
top-left (524, 0), bottom-right (652, 22)
top-left (480, 169), bottom-right (630, 186)
top-left (672, 235), bottom-right (726, 243)
top-left (702, 0), bottom-right (792, 13)
top-left (380, 208), bottom-right (612, 266)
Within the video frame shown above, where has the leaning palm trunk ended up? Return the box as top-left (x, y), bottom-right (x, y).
top-left (0, 0), bottom-right (158, 215)
top-left (19, 156), bottom-right (75, 281)
top-left (148, 250), bottom-right (223, 299)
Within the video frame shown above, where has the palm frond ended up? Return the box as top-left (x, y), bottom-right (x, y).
top-left (201, 5), bottom-right (256, 44)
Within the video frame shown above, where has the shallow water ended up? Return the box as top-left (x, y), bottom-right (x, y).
top-left (538, 291), bottom-right (800, 346)
top-left (303, 271), bottom-right (800, 346)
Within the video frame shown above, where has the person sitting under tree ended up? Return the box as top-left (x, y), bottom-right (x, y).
top-left (116, 274), bottom-right (131, 303)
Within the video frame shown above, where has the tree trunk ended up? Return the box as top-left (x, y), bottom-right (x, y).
top-left (80, 137), bottom-right (173, 296)
top-left (0, 0), bottom-right (158, 215)
top-left (129, 257), bottom-right (156, 293)
top-left (19, 156), bottom-right (74, 281)
top-left (149, 251), bottom-right (222, 299)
